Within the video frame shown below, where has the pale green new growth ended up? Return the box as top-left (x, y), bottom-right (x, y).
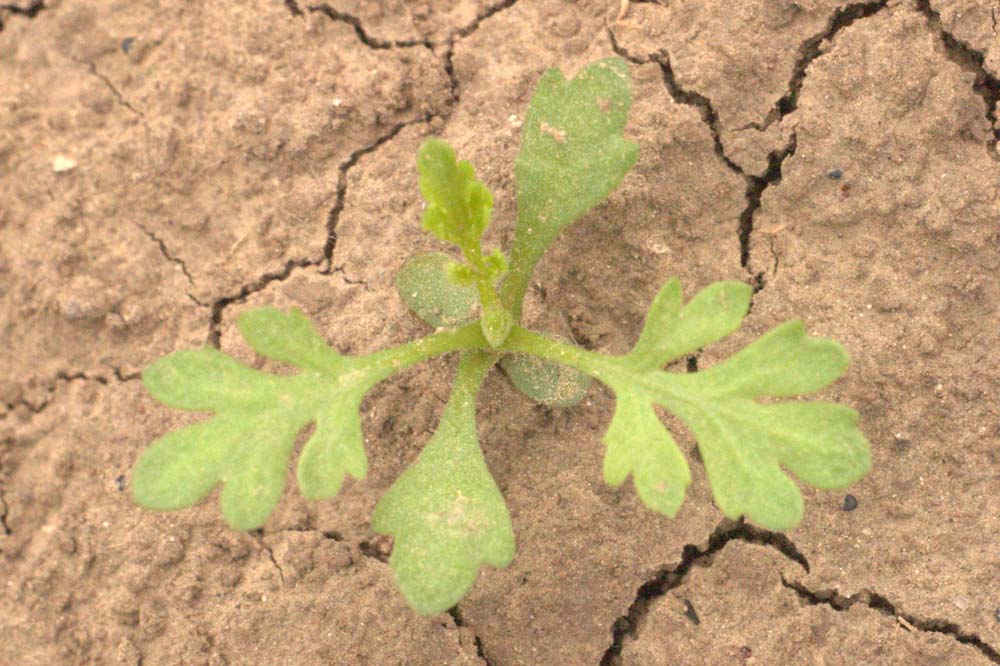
top-left (417, 139), bottom-right (511, 347)
top-left (418, 140), bottom-right (493, 252)
top-left (133, 57), bottom-right (870, 616)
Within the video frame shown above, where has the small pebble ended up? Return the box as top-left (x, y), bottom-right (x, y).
top-left (53, 155), bottom-right (77, 173)
top-left (843, 494), bottom-right (858, 512)
top-left (827, 168), bottom-right (843, 180)
top-left (683, 598), bottom-right (700, 625)
top-left (115, 475), bottom-right (127, 491)
top-left (122, 37), bottom-right (135, 54)
top-left (740, 646), bottom-right (753, 659)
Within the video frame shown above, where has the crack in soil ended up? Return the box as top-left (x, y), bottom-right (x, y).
top-left (357, 536), bottom-right (392, 563)
top-left (306, 0), bottom-right (518, 102)
top-left (607, 29), bottom-right (744, 174)
top-left (307, 0), bottom-right (519, 49)
top-left (782, 577), bottom-right (1000, 664)
top-left (442, 40), bottom-right (461, 104)
top-left (296, 0), bottom-right (519, 282)
top-left (0, 0), bottom-right (44, 32)
top-left (87, 62), bottom-right (145, 118)
top-left (649, 45), bottom-right (799, 289)
top-left (608, 29), bottom-right (793, 291)
top-left (610, 1), bottom-right (893, 291)
top-left (600, 518), bottom-right (809, 665)
top-left (252, 531), bottom-right (287, 586)
top-left (253, 527), bottom-right (488, 660)
top-left (916, 0), bottom-right (1000, 159)
top-left (207, 256), bottom-right (319, 347)
top-left (320, 118), bottom-right (432, 271)
top-left (652, 51), bottom-right (744, 175)
top-left (0, 486), bottom-right (10, 536)
top-left (453, 0), bottom-right (519, 40)
top-left (134, 223), bottom-right (205, 306)
top-left (1, 368), bottom-right (140, 418)
top-left (307, 3), bottom-right (428, 49)
top-left (210, 0), bottom-right (516, 336)
top-left (330, 265), bottom-right (368, 288)
top-left (745, 0), bottom-right (889, 132)
top-left (738, 130), bottom-right (797, 272)
top-left (448, 605), bottom-right (494, 666)
top-left (206, 115), bottom-right (441, 346)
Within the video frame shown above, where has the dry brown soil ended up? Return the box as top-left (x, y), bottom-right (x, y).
top-left (2, 0), bottom-right (1000, 664)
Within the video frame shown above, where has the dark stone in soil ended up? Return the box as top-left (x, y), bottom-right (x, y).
top-left (683, 598), bottom-right (700, 625)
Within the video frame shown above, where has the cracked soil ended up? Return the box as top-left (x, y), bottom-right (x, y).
top-left (2, 0), bottom-right (999, 664)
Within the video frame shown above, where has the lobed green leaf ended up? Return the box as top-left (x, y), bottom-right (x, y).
top-left (297, 397), bottom-right (369, 500)
top-left (132, 416), bottom-right (240, 512)
top-left (371, 353), bottom-right (514, 615)
top-left (618, 281), bottom-right (867, 528)
top-left (218, 420), bottom-right (302, 531)
top-left (691, 320), bottom-right (850, 398)
top-left (143, 348), bottom-right (281, 411)
top-left (134, 308), bottom-right (379, 531)
top-left (628, 280), bottom-right (752, 370)
top-left (664, 397), bottom-right (869, 530)
top-left (504, 57), bottom-right (639, 314)
top-left (501, 278), bottom-right (871, 531)
top-left (237, 307), bottom-right (343, 374)
top-left (602, 389), bottom-right (689, 517)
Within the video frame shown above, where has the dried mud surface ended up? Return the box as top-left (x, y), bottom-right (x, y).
top-left (1, 1), bottom-right (998, 664)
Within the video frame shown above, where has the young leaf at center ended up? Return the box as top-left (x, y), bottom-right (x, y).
top-left (417, 139), bottom-right (512, 347)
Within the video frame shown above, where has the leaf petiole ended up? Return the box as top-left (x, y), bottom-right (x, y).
top-left (355, 321), bottom-right (491, 387)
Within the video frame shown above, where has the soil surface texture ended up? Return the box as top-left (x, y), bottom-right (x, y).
top-left (2, 1), bottom-right (999, 665)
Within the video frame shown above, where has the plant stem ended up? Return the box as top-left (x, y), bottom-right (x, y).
top-left (500, 326), bottom-right (703, 413)
top-left (360, 323), bottom-right (491, 385)
top-left (460, 241), bottom-right (513, 348)
top-left (500, 326), bottom-right (619, 378)
top-left (499, 245), bottom-right (533, 320)
top-left (353, 323), bottom-right (695, 404)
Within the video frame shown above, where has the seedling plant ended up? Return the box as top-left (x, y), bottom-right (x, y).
top-left (132, 58), bottom-right (870, 615)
